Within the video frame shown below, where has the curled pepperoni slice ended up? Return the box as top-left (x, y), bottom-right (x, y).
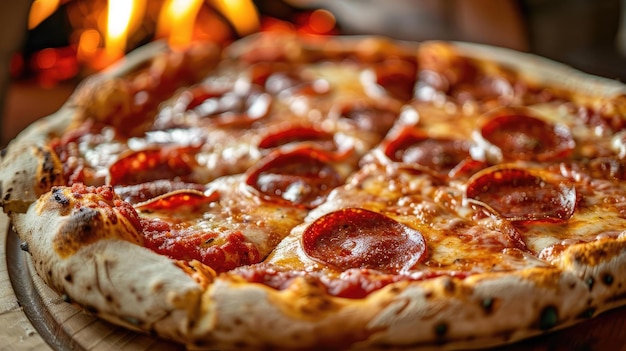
top-left (384, 127), bottom-right (470, 173)
top-left (302, 208), bottom-right (427, 274)
top-left (181, 84), bottom-right (271, 127)
top-left (373, 57), bottom-right (418, 101)
top-left (478, 107), bottom-right (575, 162)
top-left (259, 126), bottom-right (336, 151)
top-left (134, 189), bottom-right (219, 212)
top-left (114, 180), bottom-right (207, 204)
top-left (336, 102), bottom-right (399, 136)
top-left (108, 146), bottom-right (199, 186)
top-left (245, 146), bottom-right (343, 208)
top-left (258, 126), bottom-right (354, 160)
top-left (466, 166), bottom-right (577, 222)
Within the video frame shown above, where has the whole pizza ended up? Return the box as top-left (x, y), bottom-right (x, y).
top-left (2, 32), bottom-right (626, 350)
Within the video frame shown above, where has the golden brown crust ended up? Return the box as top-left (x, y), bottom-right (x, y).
top-left (3, 33), bottom-right (626, 350)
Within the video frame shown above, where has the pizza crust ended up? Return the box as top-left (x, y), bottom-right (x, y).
top-left (11, 195), bottom-right (206, 344)
top-left (189, 257), bottom-right (625, 350)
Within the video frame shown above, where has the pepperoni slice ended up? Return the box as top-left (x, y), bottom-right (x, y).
top-left (181, 84), bottom-right (271, 127)
top-left (114, 180), bottom-right (207, 204)
top-left (252, 67), bottom-right (329, 97)
top-left (245, 146), bottom-right (344, 208)
top-left (373, 57), bottom-right (418, 101)
top-left (258, 126), bottom-right (355, 161)
top-left (134, 189), bottom-right (219, 212)
top-left (337, 102), bottom-right (398, 136)
top-left (108, 146), bottom-right (199, 186)
top-left (384, 127), bottom-right (470, 173)
top-left (478, 107), bottom-right (575, 162)
top-left (258, 126), bottom-right (337, 152)
top-left (302, 208), bottom-right (428, 274)
top-left (466, 166), bottom-right (577, 222)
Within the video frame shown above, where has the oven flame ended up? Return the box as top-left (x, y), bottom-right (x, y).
top-left (23, 0), bottom-right (335, 84)
top-left (106, 0), bottom-right (136, 60)
top-left (28, 0), bottom-right (61, 29)
top-left (29, 0), bottom-right (260, 61)
top-left (210, 0), bottom-right (259, 36)
top-left (157, 0), bottom-right (204, 49)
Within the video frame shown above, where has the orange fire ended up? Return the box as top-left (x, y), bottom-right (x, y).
top-left (156, 0), bottom-right (204, 49)
top-left (105, 0), bottom-right (145, 60)
top-left (24, 0), bottom-right (336, 84)
top-left (28, 0), bottom-right (260, 71)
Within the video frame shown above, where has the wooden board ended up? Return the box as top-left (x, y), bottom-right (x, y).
top-left (2, 210), bottom-right (626, 350)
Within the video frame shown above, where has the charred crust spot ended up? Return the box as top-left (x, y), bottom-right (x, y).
top-left (585, 276), bottom-right (594, 291)
top-left (121, 316), bottom-right (141, 326)
top-left (19, 241), bottom-right (29, 252)
top-left (52, 188), bottom-right (70, 206)
top-left (233, 341), bottom-right (249, 349)
top-left (47, 269), bottom-right (52, 277)
top-left (442, 277), bottom-right (455, 294)
top-left (481, 297), bottom-right (494, 314)
top-left (61, 294), bottom-right (71, 303)
top-left (64, 274), bottom-right (73, 283)
top-left (602, 273), bottom-right (614, 286)
top-left (85, 305), bottom-right (99, 314)
top-left (388, 285), bottom-right (401, 294)
top-left (578, 307), bottom-right (596, 319)
top-left (105, 294), bottom-right (113, 303)
top-left (41, 148), bottom-right (55, 173)
top-left (434, 322), bottom-right (448, 337)
top-left (152, 282), bottom-right (165, 293)
top-left (55, 207), bottom-right (103, 257)
top-left (3, 190), bottom-right (10, 201)
top-left (539, 306), bottom-right (558, 330)
top-left (191, 340), bottom-right (210, 348)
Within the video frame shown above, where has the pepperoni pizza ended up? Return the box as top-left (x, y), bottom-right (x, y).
top-left (2, 33), bottom-right (626, 349)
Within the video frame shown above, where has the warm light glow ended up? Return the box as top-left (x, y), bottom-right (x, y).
top-left (77, 29), bottom-right (102, 62)
top-left (25, 0), bottom-right (265, 79)
top-left (35, 48), bottom-right (58, 70)
top-left (210, 0), bottom-right (259, 36)
top-left (106, 0), bottom-right (134, 59)
top-left (308, 9), bottom-right (335, 34)
top-left (28, 0), bottom-right (60, 30)
top-left (157, 0), bottom-right (204, 49)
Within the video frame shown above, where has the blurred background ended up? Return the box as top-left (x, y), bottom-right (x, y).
top-left (1, 0), bottom-right (625, 146)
